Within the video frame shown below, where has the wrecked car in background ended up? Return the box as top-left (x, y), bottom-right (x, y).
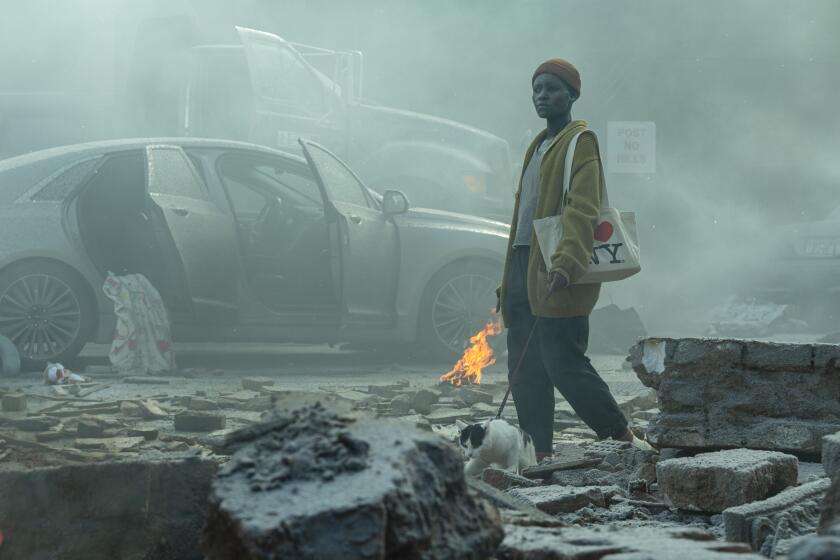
top-left (0, 15), bottom-right (514, 221)
top-left (0, 138), bottom-right (507, 368)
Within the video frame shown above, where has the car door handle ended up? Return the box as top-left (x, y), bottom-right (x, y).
top-left (349, 214), bottom-right (362, 224)
top-left (172, 208), bottom-right (189, 217)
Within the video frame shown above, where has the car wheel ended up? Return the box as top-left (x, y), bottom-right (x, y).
top-left (418, 261), bottom-right (505, 359)
top-left (0, 261), bottom-right (95, 371)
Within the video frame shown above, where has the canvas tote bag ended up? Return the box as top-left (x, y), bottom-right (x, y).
top-left (532, 131), bottom-right (641, 284)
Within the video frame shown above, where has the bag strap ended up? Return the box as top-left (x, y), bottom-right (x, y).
top-left (561, 130), bottom-right (609, 210)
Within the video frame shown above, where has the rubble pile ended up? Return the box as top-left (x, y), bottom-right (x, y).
top-left (203, 403), bottom-right (503, 560)
top-left (0, 454), bottom-right (216, 560)
top-left (629, 338), bottom-right (840, 454)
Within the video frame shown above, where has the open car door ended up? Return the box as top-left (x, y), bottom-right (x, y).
top-left (235, 26), bottom-right (345, 154)
top-left (299, 139), bottom-right (398, 328)
top-left (145, 145), bottom-right (241, 321)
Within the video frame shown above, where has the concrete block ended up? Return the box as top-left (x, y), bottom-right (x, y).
top-left (424, 407), bottom-right (474, 424)
top-left (508, 485), bottom-right (617, 514)
top-left (411, 388), bottom-right (440, 414)
top-left (0, 456), bottom-right (216, 560)
top-left (1, 392), bottom-right (26, 412)
top-left (174, 411), bottom-right (226, 432)
top-left (824, 432), bottom-right (840, 482)
top-left (743, 341), bottom-right (814, 371)
top-left (658, 449), bottom-right (799, 512)
top-left (724, 477), bottom-right (830, 554)
top-left (203, 404), bottom-right (503, 559)
top-left (241, 377), bottom-right (274, 391)
top-left (631, 338), bottom-right (840, 454)
top-left (8, 415), bottom-right (59, 432)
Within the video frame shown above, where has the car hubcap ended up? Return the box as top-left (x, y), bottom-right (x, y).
top-left (431, 273), bottom-right (497, 352)
top-left (0, 274), bottom-right (81, 360)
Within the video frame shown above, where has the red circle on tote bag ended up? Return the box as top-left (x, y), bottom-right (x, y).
top-left (594, 221), bottom-right (614, 242)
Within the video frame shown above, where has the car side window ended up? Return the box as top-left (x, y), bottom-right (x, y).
top-left (225, 176), bottom-right (270, 218)
top-left (146, 146), bottom-right (208, 199)
top-left (217, 153), bottom-right (324, 211)
top-left (31, 157), bottom-right (101, 201)
top-left (303, 144), bottom-right (370, 208)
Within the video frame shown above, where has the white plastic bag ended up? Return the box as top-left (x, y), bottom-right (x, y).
top-left (102, 273), bottom-right (176, 374)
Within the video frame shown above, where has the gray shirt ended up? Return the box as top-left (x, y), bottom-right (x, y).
top-left (513, 137), bottom-right (552, 246)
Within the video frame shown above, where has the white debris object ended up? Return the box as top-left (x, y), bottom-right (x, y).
top-left (102, 273), bottom-right (175, 374)
top-left (43, 362), bottom-right (86, 385)
top-left (641, 339), bottom-right (666, 375)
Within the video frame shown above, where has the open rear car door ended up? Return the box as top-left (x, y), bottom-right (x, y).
top-left (145, 145), bottom-right (241, 321)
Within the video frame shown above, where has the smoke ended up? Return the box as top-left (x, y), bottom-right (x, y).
top-left (1, 0), bottom-right (838, 335)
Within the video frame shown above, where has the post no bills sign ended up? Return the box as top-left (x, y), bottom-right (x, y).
top-left (607, 121), bottom-right (656, 174)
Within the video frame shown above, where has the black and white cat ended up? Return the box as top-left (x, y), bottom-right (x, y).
top-left (458, 418), bottom-right (537, 476)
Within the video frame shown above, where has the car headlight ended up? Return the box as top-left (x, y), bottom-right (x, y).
top-left (463, 174), bottom-right (487, 194)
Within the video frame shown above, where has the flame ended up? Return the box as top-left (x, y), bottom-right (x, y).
top-left (440, 320), bottom-right (502, 386)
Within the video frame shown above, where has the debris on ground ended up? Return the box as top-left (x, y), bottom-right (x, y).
top-left (629, 337), bottom-right (840, 453)
top-left (202, 403), bottom-right (503, 559)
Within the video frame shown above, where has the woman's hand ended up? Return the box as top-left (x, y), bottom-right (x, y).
top-left (546, 270), bottom-right (568, 297)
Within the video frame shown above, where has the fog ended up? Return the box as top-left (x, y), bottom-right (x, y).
top-left (1, 0), bottom-right (838, 336)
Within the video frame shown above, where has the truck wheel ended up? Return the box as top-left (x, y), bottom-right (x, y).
top-left (417, 261), bottom-right (505, 360)
top-left (0, 261), bottom-right (95, 371)
top-left (0, 335), bottom-right (21, 375)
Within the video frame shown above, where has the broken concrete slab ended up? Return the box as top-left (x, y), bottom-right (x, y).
top-left (497, 524), bottom-right (762, 559)
top-left (411, 388), bottom-right (440, 414)
top-left (123, 376), bottom-right (170, 385)
top-left (174, 411), bottom-right (226, 432)
top-left (424, 407), bottom-right (475, 424)
top-left (657, 449), bottom-right (798, 512)
top-left (188, 397), bottom-right (220, 411)
top-left (453, 387), bottom-right (493, 406)
top-left (723, 477), bottom-right (829, 556)
top-left (7, 415), bottom-right (60, 432)
top-left (820, 477), bottom-right (840, 533)
top-left (630, 338), bottom-right (840, 454)
top-left (521, 457), bottom-right (602, 480)
top-left (466, 478), bottom-right (558, 525)
top-left (786, 529), bottom-right (840, 560)
top-left (481, 467), bottom-right (540, 490)
top-left (241, 377), bottom-right (274, 391)
top-left (508, 484), bottom-right (619, 514)
top-left (203, 403), bottom-right (503, 559)
top-left (0, 455), bottom-right (216, 560)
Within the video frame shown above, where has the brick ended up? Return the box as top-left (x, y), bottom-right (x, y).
top-left (241, 377), bottom-right (274, 391)
top-left (508, 485), bottom-right (617, 514)
top-left (1, 393), bottom-right (26, 412)
top-left (724, 477), bottom-right (830, 552)
top-left (743, 341), bottom-right (814, 371)
top-left (174, 412), bottom-right (226, 432)
top-left (673, 338), bottom-right (742, 367)
top-left (657, 449), bottom-right (799, 512)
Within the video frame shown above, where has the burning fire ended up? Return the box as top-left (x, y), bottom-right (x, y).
top-left (440, 320), bottom-right (502, 386)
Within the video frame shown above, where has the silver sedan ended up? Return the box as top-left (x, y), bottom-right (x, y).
top-left (0, 138), bottom-right (508, 368)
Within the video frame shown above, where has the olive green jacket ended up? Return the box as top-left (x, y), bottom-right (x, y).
top-left (498, 120), bottom-right (603, 325)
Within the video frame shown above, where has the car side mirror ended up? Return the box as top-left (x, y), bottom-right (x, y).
top-left (382, 190), bottom-right (409, 216)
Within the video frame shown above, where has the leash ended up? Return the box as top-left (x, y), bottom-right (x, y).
top-left (495, 315), bottom-right (540, 419)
